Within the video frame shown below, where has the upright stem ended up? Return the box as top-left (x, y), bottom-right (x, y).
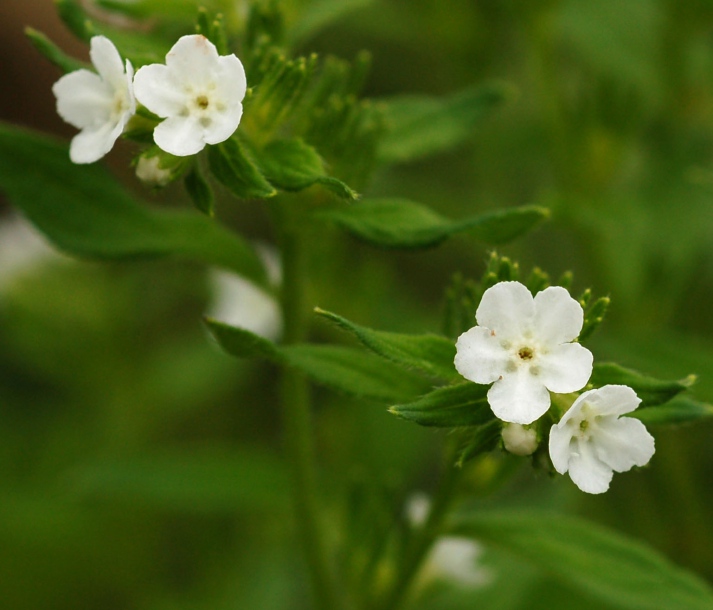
top-left (378, 444), bottom-right (463, 610)
top-left (278, 201), bottom-right (341, 610)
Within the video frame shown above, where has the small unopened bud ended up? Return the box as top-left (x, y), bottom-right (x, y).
top-left (502, 423), bottom-right (538, 456)
top-left (135, 148), bottom-right (188, 187)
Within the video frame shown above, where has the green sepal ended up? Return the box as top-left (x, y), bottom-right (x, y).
top-left (0, 123), bottom-right (269, 289)
top-left (319, 198), bottom-right (548, 249)
top-left (449, 509), bottom-right (713, 610)
top-left (256, 138), bottom-right (357, 199)
top-left (205, 320), bottom-right (430, 402)
top-left (315, 308), bottom-right (460, 382)
top-left (456, 420), bottom-right (502, 466)
top-left (580, 296), bottom-right (610, 342)
top-left (184, 164), bottom-right (215, 217)
top-left (208, 137), bottom-right (277, 200)
top-left (629, 396), bottom-right (713, 426)
top-left (378, 82), bottom-right (517, 163)
top-left (389, 383), bottom-right (491, 427)
top-left (25, 28), bottom-right (89, 73)
top-left (591, 362), bottom-right (694, 407)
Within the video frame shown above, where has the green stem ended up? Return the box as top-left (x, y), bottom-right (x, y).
top-left (378, 444), bottom-right (463, 610)
top-left (278, 200), bottom-right (341, 610)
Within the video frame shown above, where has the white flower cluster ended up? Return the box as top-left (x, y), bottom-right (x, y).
top-left (454, 281), bottom-right (655, 494)
top-left (53, 35), bottom-right (246, 164)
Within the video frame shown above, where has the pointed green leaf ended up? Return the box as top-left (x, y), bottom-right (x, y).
top-left (591, 362), bottom-right (694, 407)
top-left (68, 444), bottom-right (289, 513)
top-left (629, 396), bottom-right (713, 426)
top-left (315, 308), bottom-right (460, 381)
top-left (185, 164), bottom-right (215, 216)
top-left (25, 28), bottom-right (88, 74)
top-left (390, 383), bottom-right (492, 427)
top-left (450, 510), bottom-right (713, 610)
top-left (0, 123), bottom-right (268, 289)
top-left (456, 420), bottom-right (502, 466)
top-left (319, 199), bottom-right (548, 248)
top-left (256, 137), bottom-right (357, 199)
top-left (205, 319), bottom-right (429, 402)
top-left (379, 82), bottom-right (517, 163)
top-left (95, 0), bottom-right (210, 19)
top-left (208, 137), bottom-right (277, 200)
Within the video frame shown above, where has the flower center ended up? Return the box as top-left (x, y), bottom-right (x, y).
top-left (518, 346), bottom-right (534, 361)
top-left (196, 95), bottom-right (210, 110)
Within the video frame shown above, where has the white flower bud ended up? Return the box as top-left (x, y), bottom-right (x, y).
top-left (135, 155), bottom-right (173, 187)
top-left (502, 423), bottom-right (538, 456)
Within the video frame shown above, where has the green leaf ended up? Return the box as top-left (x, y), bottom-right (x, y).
top-left (205, 319), bottom-right (429, 402)
top-left (184, 164), bottom-right (215, 216)
top-left (389, 383), bottom-right (492, 427)
top-left (315, 308), bottom-right (460, 381)
top-left (25, 27), bottom-right (88, 74)
top-left (319, 198), bottom-right (548, 248)
top-left (379, 82), bottom-right (516, 163)
top-left (0, 123), bottom-right (268, 289)
top-left (67, 444), bottom-right (289, 513)
top-left (95, 0), bottom-right (212, 20)
top-left (207, 137), bottom-right (277, 200)
top-left (629, 396), bottom-right (713, 426)
top-left (289, 0), bottom-right (376, 44)
top-left (591, 362), bottom-right (694, 407)
top-left (450, 510), bottom-right (713, 610)
top-left (456, 420), bottom-right (502, 466)
top-left (256, 138), bottom-right (357, 199)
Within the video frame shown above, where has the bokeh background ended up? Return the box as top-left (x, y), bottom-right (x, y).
top-left (1, 0), bottom-right (713, 608)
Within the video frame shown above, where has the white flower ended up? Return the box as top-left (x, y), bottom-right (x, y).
top-left (132, 35), bottom-right (246, 156)
top-left (502, 423), bottom-right (538, 456)
top-left (454, 281), bottom-right (593, 425)
top-left (549, 385), bottom-right (655, 494)
top-left (52, 36), bottom-right (135, 164)
top-left (135, 156), bottom-right (173, 187)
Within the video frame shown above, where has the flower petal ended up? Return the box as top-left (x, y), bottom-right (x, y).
top-left (153, 116), bottom-right (207, 156)
top-left (487, 368), bottom-right (550, 424)
top-left (133, 64), bottom-right (187, 118)
top-left (202, 104), bottom-right (243, 145)
top-left (593, 417), bottom-right (655, 472)
top-left (69, 122), bottom-right (121, 164)
top-left (548, 422), bottom-right (573, 474)
top-left (537, 342), bottom-right (593, 393)
top-left (53, 70), bottom-right (112, 129)
top-left (165, 35), bottom-right (221, 87)
top-left (89, 35), bottom-right (125, 90)
top-left (585, 384), bottom-right (641, 416)
top-left (532, 286), bottom-right (584, 344)
top-left (215, 54), bottom-right (247, 102)
top-left (568, 441), bottom-right (613, 494)
top-left (475, 281), bottom-right (534, 339)
top-left (454, 326), bottom-right (509, 384)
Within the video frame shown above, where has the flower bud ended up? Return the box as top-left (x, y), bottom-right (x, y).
top-left (135, 148), bottom-right (188, 187)
top-left (502, 423), bottom-right (538, 456)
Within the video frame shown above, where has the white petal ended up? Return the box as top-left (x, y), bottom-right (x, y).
top-left (133, 64), bottom-right (187, 118)
top-left (537, 342), bottom-right (593, 393)
top-left (568, 441), bottom-right (613, 494)
top-left (548, 423), bottom-right (573, 474)
top-left (202, 103), bottom-right (243, 145)
top-left (89, 35), bottom-right (125, 89)
top-left (165, 35), bottom-right (221, 86)
top-left (53, 70), bottom-right (112, 129)
top-left (454, 326), bottom-right (509, 384)
top-left (586, 384), bottom-right (641, 416)
top-left (153, 116), bottom-right (206, 156)
top-left (215, 54), bottom-right (247, 102)
top-left (532, 286), bottom-right (584, 344)
top-left (69, 121), bottom-right (122, 164)
top-left (475, 281), bottom-right (534, 340)
top-left (487, 369), bottom-right (550, 424)
top-left (593, 417), bottom-right (655, 472)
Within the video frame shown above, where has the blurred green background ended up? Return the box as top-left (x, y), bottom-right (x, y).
top-left (1, 0), bottom-right (713, 608)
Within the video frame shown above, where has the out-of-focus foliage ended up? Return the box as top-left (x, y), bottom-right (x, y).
top-left (2, 0), bottom-right (713, 608)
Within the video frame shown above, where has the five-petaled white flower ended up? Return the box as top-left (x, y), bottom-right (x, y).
top-left (454, 281), bottom-right (593, 425)
top-left (52, 36), bottom-right (135, 164)
top-left (549, 385), bottom-right (655, 494)
top-left (132, 35), bottom-right (246, 156)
